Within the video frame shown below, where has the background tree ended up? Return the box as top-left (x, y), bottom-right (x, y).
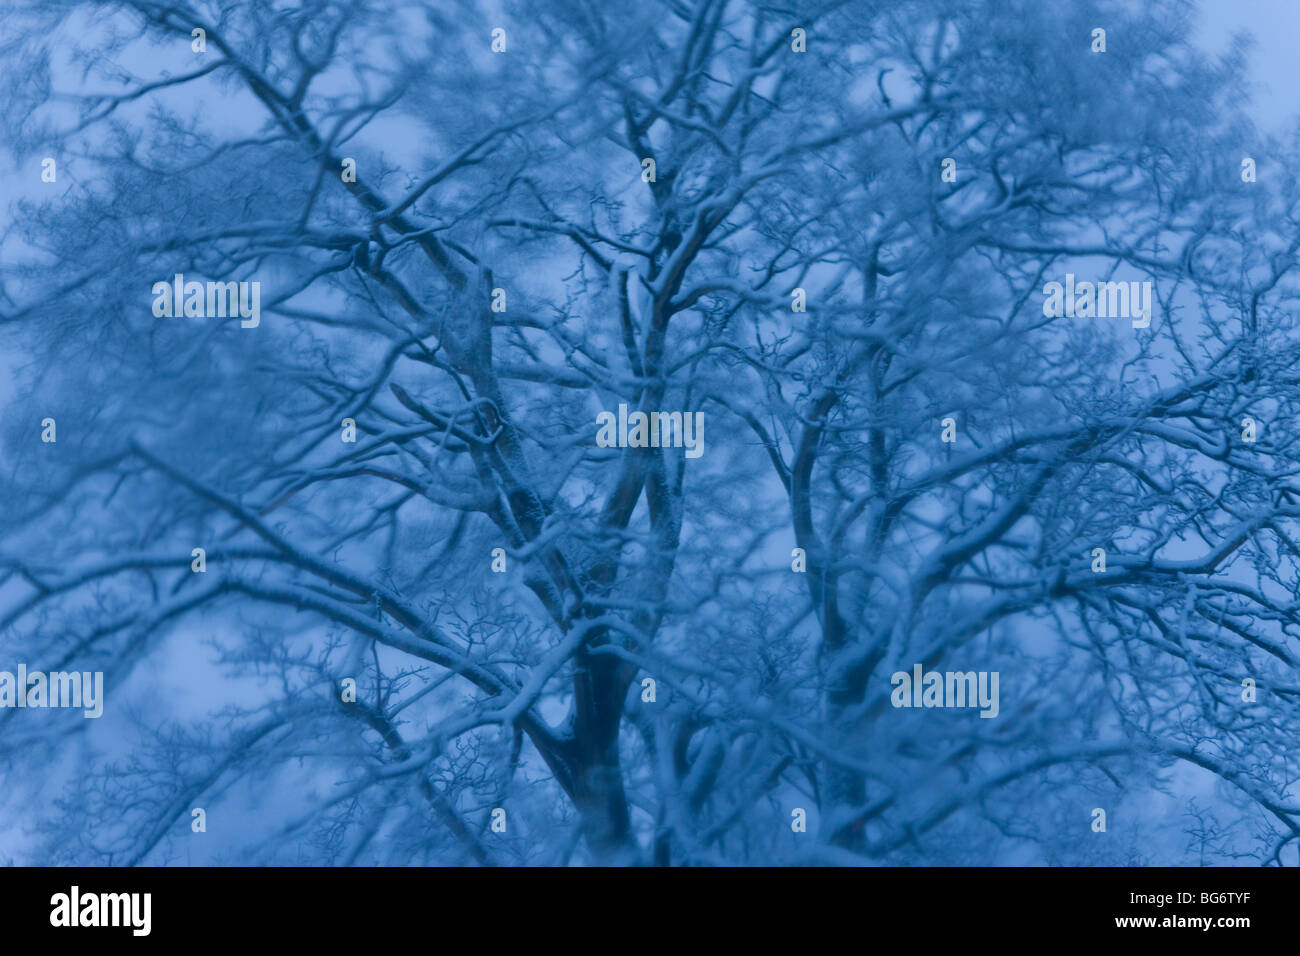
top-left (1, 0), bottom-right (1298, 865)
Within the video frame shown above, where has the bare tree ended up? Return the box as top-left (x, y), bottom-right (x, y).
top-left (1, 0), bottom-right (1298, 865)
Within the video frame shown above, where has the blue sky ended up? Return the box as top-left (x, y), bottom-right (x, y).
top-left (1196, 0), bottom-right (1300, 131)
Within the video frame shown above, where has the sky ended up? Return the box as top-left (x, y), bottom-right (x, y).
top-left (1195, 0), bottom-right (1300, 132)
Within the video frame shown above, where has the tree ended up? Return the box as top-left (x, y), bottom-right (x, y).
top-left (2, 0), bottom-right (1298, 865)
